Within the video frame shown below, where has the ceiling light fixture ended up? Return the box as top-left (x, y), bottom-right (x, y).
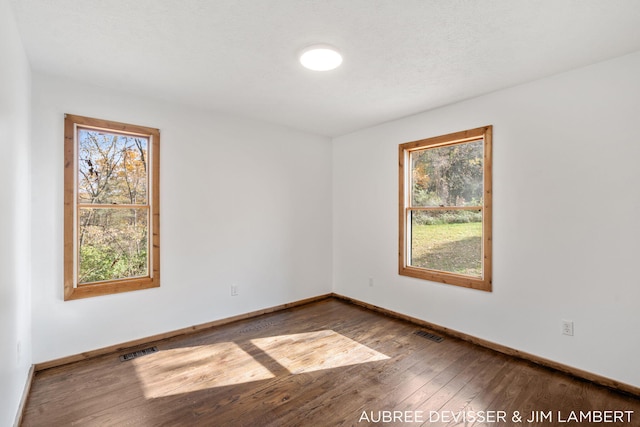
top-left (299, 44), bottom-right (343, 71)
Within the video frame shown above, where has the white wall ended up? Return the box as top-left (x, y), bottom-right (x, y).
top-left (30, 73), bottom-right (333, 363)
top-left (0, 0), bottom-right (32, 424)
top-left (11, 9), bottom-right (640, 410)
top-left (333, 51), bottom-right (640, 388)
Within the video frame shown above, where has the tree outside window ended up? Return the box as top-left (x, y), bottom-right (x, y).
top-left (399, 126), bottom-right (492, 291)
top-left (64, 115), bottom-right (160, 300)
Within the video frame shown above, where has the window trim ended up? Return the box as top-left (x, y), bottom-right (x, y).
top-left (398, 125), bottom-right (492, 292)
top-left (64, 114), bottom-right (160, 300)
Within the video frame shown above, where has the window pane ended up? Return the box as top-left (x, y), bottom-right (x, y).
top-left (78, 208), bottom-right (149, 284)
top-left (410, 210), bottom-right (482, 277)
top-left (78, 129), bottom-right (148, 205)
top-left (410, 140), bottom-right (483, 207)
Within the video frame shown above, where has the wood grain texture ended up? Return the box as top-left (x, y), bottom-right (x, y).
top-left (23, 297), bottom-right (640, 426)
top-left (34, 294), bottom-right (332, 371)
top-left (63, 114), bottom-right (76, 300)
top-left (334, 293), bottom-right (640, 397)
top-left (63, 114), bottom-right (161, 300)
top-left (398, 125), bottom-right (492, 291)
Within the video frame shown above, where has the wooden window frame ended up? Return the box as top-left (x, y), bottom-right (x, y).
top-left (64, 114), bottom-right (160, 300)
top-left (398, 125), bottom-right (492, 291)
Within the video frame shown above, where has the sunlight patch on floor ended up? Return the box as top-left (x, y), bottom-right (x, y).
top-left (133, 342), bottom-right (275, 398)
top-left (251, 330), bottom-right (390, 374)
top-left (133, 330), bottom-right (389, 398)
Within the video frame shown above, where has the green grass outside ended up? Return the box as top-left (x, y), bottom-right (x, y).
top-left (411, 221), bottom-right (482, 277)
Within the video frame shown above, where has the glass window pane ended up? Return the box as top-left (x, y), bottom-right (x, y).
top-left (78, 129), bottom-right (148, 205)
top-left (78, 208), bottom-right (149, 284)
top-left (410, 140), bottom-right (483, 207)
top-left (410, 210), bottom-right (482, 277)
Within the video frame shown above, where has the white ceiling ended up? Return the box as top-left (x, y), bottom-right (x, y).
top-left (9, 0), bottom-right (640, 137)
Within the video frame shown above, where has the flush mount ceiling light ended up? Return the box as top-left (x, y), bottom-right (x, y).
top-left (299, 45), bottom-right (343, 71)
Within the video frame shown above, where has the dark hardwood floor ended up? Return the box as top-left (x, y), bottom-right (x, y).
top-left (22, 298), bottom-right (640, 426)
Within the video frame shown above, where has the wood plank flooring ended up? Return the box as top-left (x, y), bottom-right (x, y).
top-left (22, 298), bottom-right (640, 426)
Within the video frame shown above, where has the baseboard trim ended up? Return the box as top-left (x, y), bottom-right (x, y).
top-left (14, 364), bottom-right (35, 427)
top-left (32, 292), bottom-right (639, 397)
top-left (34, 293), bottom-right (333, 372)
top-left (332, 293), bottom-right (640, 397)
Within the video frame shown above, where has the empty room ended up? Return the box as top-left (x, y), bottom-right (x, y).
top-left (2, 1), bottom-right (640, 426)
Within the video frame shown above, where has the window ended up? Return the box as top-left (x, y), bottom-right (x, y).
top-left (64, 114), bottom-right (160, 300)
top-left (399, 126), bottom-right (492, 291)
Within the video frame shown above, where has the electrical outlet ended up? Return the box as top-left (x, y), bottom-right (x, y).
top-left (17, 341), bottom-right (21, 362)
top-left (561, 320), bottom-right (574, 336)
top-left (368, 277), bottom-right (374, 287)
top-left (231, 284), bottom-right (238, 296)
